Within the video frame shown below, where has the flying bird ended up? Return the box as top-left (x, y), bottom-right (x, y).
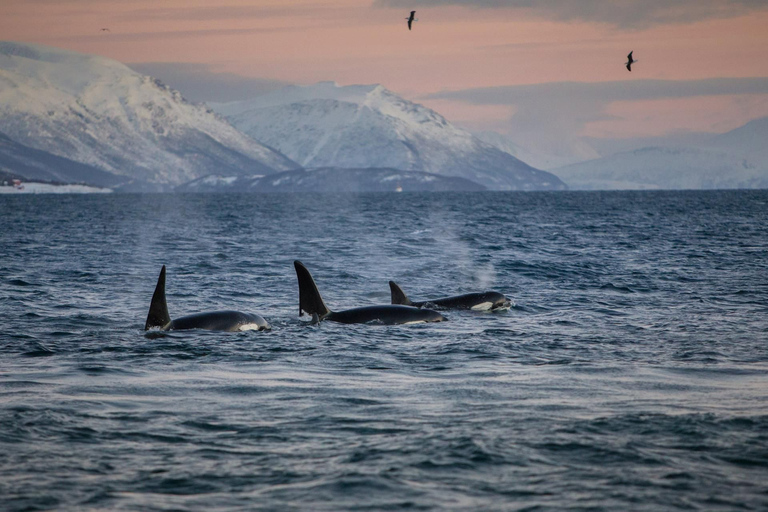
top-left (101, 28), bottom-right (110, 32)
top-left (625, 51), bottom-right (636, 72)
top-left (406, 11), bottom-right (417, 30)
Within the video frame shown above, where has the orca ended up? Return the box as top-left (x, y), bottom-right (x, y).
top-left (389, 281), bottom-right (511, 312)
top-left (144, 266), bottom-right (270, 332)
top-left (294, 261), bottom-right (446, 325)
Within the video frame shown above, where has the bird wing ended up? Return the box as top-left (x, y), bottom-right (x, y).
top-left (627, 51), bottom-right (633, 61)
top-left (408, 19), bottom-right (412, 30)
top-left (626, 63), bottom-right (631, 72)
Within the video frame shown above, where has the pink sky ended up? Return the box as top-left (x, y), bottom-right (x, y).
top-left (3, 0), bottom-right (768, 145)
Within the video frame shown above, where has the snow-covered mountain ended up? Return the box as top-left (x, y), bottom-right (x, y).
top-left (0, 41), bottom-right (299, 189)
top-left (473, 130), bottom-right (591, 170)
top-left (549, 117), bottom-right (768, 190)
top-left (213, 82), bottom-right (565, 191)
top-left (708, 116), bottom-right (768, 169)
top-left (550, 147), bottom-right (768, 190)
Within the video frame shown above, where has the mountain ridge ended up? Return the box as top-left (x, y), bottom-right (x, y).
top-left (0, 41), bottom-right (299, 189)
top-left (213, 82), bottom-right (566, 191)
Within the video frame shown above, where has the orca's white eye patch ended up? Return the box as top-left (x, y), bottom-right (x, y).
top-left (238, 323), bottom-right (267, 331)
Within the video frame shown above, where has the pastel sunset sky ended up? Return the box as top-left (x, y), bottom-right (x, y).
top-left (3, 0), bottom-right (768, 161)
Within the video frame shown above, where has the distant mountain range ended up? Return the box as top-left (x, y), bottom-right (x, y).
top-left (3, 41), bottom-right (766, 192)
top-left (0, 42), bottom-right (564, 192)
top-left (212, 82), bottom-right (565, 191)
top-left (0, 41), bottom-right (298, 190)
top-left (549, 117), bottom-right (768, 190)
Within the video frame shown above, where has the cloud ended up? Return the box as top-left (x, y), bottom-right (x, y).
top-left (3, 1), bottom-right (354, 29)
top-left (132, 6), bottom-right (287, 21)
top-left (120, 5), bottom-right (311, 23)
top-left (55, 27), bottom-right (278, 45)
top-left (426, 78), bottom-right (768, 163)
top-left (428, 78), bottom-right (768, 105)
top-left (127, 62), bottom-right (291, 103)
top-left (373, 0), bottom-right (768, 28)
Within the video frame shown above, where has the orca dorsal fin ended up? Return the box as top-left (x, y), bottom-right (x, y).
top-left (145, 265), bottom-right (172, 330)
top-left (389, 281), bottom-right (413, 306)
top-left (294, 261), bottom-right (332, 320)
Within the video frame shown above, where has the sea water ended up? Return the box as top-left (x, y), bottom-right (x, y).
top-left (1, 191), bottom-right (767, 511)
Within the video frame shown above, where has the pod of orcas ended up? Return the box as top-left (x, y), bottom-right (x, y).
top-left (144, 261), bottom-right (512, 332)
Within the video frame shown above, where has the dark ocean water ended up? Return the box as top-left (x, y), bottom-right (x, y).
top-left (1, 190), bottom-right (768, 511)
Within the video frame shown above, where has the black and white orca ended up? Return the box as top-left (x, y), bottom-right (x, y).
top-left (144, 266), bottom-right (270, 332)
top-left (294, 261), bottom-right (446, 325)
top-left (389, 281), bottom-right (511, 312)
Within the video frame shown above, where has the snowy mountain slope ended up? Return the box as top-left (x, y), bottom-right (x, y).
top-left (708, 116), bottom-right (768, 168)
top-left (550, 146), bottom-right (768, 190)
top-left (0, 41), bottom-right (299, 187)
top-left (472, 130), bottom-right (590, 170)
top-left (177, 167), bottom-right (487, 193)
top-left (0, 131), bottom-right (125, 186)
top-left (213, 82), bottom-right (565, 191)
top-left (549, 116), bottom-right (768, 190)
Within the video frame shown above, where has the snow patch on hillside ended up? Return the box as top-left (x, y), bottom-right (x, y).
top-left (0, 182), bottom-right (112, 194)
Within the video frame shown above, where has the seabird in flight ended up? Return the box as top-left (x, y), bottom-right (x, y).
top-left (406, 11), bottom-right (417, 30)
top-left (101, 28), bottom-right (110, 32)
top-left (625, 51), bottom-right (636, 72)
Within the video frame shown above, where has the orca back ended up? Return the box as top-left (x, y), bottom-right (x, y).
top-left (329, 305), bottom-right (445, 325)
top-left (389, 281), bottom-right (510, 311)
top-left (145, 266), bottom-right (271, 332)
top-left (170, 311), bottom-right (269, 331)
top-left (295, 263), bottom-right (445, 324)
top-left (428, 293), bottom-right (496, 310)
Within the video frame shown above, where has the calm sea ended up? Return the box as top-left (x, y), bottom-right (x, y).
top-left (1, 191), bottom-right (767, 511)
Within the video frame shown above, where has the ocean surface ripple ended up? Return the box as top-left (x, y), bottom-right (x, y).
top-left (1, 191), bottom-right (768, 511)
